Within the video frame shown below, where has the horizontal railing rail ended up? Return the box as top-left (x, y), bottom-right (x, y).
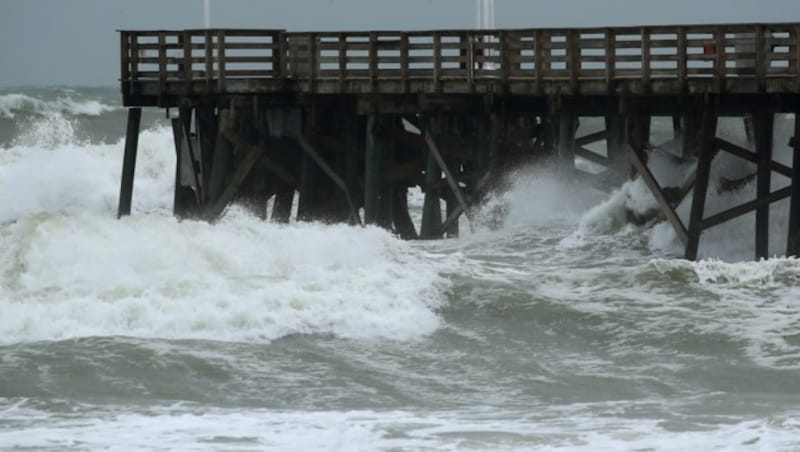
top-left (120, 23), bottom-right (800, 95)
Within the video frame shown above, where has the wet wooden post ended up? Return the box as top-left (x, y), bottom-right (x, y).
top-left (754, 111), bottom-right (774, 259)
top-left (788, 114), bottom-right (800, 256)
top-left (557, 112), bottom-right (576, 176)
top-left (207, 108), bottom-right (233, 206)
top-left (685, 107), bottom-right (718, 260)
top-left (605, 113), bottom-right (627, 181)
top-left (364, 115), bottom-right (382, 225)
top-left (681, 109), bottom-right (699, 160)
top-left (421, 115), bottom-right (443, 239)
top-left (117, 107), bottom-right (142, 218)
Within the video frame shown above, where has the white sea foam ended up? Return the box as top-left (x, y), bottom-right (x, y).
top-left (0, 93), bottom-right (116, 119)
top-left (0, 118), bottom-right (450, 344)
top-left (1, 404), bottom-right (798, 452)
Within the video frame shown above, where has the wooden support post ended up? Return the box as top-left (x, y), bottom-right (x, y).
top-left (788, 114), bottom-right (800, 256)
top-left (424, 127), bottom-right (473, 232)
top-left (393, 188), bottom-right (418, 239)
top-left (754, 111), bottom-right (774, 259)
top-left (204, 128), bottom-right (264, 222)
top-left (628, 145), bottom-right (689, 244)
top-left (557, 113), bottom-right (576, 177)
top-left (605, 113), bottom-right (627, 182)
top-left (421, 116), bottom-right (443, 239)
top-left (208, 109), bottom-right (233, 206)
top-left (681, 109), bottom-right (699, 160)
top-left (117, 107), bottom-right (142, 218)
top-left (685, 107), bottom-right (718, 260)
top-left (297, 136), bottom-right (361, 225)
top-left (297, 153), bottom-right (316, 221)
top-left (365, 115), bottom-right (382, 225)
top-left (172, 116), bottom-right (200, 217)
top-left (272, 188), bottom-right (294, 223)
top-left (421, 147), bottom-right (442, 239)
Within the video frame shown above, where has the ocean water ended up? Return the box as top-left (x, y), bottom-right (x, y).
top-left (1, 87), bottom-right (799, 451)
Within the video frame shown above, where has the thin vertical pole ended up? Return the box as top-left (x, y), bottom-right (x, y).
top-left (685, 107), bottom-right (718, 260)
top-left (117, 107), bottom-right (142, 218)
top-left (787, 113), bottom-right (800, 256)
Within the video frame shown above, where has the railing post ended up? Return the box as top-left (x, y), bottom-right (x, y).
top-left (369, 31), bottom-right (378, 91)
top-left (568, 29), bottom-right (579, 93)
top-left (795, 25), bottom-right (800, 91)
top-left (756, 25), bottom-right (767, 93)
top-left (271, 31), bottom-right (282, 79)
top-left (605, 28), bottom-right (615, 94)
top-left (338, 32), bottom-right (347, 86)
top-left (158, 31), bottom-right (167, 96)
top-left (278, 32), bottom-right (288, 80)
top-left (715, 26), bottom-right (726, 92)
top-left (183, 30), bottom-right (192, 95)
top-left (130, 32), bottom-right (139, 84)
top-left (678, 27), bottom-right (687, 92)
top-left (217, 30), bottom-right (226, 93)
top-left (433, 32), bottom-right (442, 92)
top-left (120, 32), bottom-right (130, 97)
top-left (401, 33), bottom-right (409, 93)
top-left (205, 31), bottom-right (213, 94)
top-left (641, 27), bottom-right (651, 93)
top-left (500, 31), bottom-right (510, 88)
top-left (534, 30), bottom-right (544, 94)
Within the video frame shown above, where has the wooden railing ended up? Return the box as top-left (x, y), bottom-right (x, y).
top-left (120, 23), bottom-right (800, 95)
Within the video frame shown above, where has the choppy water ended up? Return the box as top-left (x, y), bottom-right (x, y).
top-left (1, 87), bottom-right (799, 451)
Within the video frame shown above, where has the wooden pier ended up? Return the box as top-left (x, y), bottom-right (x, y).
top-left (117, 23), bottom-right (800, 259)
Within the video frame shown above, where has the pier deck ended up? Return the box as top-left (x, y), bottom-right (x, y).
top-left (118, 23), bottom-right (800, 260)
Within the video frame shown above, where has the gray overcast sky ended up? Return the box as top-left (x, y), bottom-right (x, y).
top-left (1, 0), bottom-right (798, 87)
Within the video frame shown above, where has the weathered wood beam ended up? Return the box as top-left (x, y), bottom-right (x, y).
top-left (701, 186), bottom-right (792, 232)
top-left (714, 137), bottom-right (792, 178)
top-left (574, 146), bottom-right (609, 166)
top-left (576, 130), bottom-right (608, 147)
top-left (627, 145), bottom-right (689, 245)
top-left (117, 107), bottom-right (142, 218)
